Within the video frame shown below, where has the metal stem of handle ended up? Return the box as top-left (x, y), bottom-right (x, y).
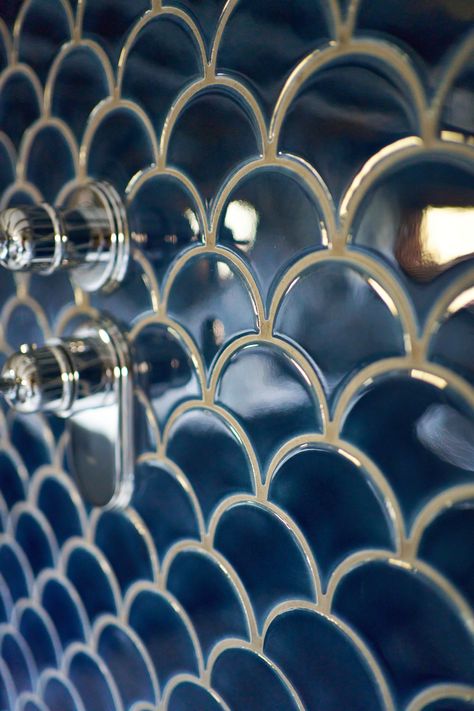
top-left (0, 181), bottom-right (129, 292)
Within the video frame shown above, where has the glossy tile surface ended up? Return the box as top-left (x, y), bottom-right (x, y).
top-left (0, 1), bottom-right (473, 709)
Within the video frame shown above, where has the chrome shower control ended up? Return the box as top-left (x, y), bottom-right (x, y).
top-left (0, 321), bottom-right (123, 415)
top-left (0, 317), bottom-right (133, 509)
top-left (0, 181), bottom-right (129, 292)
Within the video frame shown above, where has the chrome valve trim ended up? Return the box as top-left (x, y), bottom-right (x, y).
top-left (0, 180), bottom-right (130, 292)
top-left (0, 316), bottom-right (134, 509)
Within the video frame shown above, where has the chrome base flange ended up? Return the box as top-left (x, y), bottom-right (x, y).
top-left (62, 180), bottom-right (130, 293)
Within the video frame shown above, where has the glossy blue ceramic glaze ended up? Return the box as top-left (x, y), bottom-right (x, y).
top-left (0, 1), bottom-right (473, 709)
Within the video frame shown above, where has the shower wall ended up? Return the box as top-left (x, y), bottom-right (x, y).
top-left (0, 2), bottom-right (473, 709)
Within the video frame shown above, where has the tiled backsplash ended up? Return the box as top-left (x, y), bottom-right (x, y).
top-left (0, 1), bottom-right (473, 709)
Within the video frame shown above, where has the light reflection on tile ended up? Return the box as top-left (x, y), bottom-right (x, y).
top-left (0, 1), bottom-right (473, 709)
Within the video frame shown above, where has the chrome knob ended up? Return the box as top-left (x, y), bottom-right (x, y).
top-left (0, 328), bottom-right (118, 416)
top-left (0, 181), bottom-right (129, 292)
top-left (0, 317), bottom-right (133, 509)
top-left (0, 343), bottom-right (75, 414)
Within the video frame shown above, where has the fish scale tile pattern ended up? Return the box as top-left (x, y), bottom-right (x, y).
top-left (0, 1), bottom-right (473, 709)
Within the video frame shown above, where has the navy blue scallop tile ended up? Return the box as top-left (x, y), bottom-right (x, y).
top-left (0, 70), bottom-right (40, 148)
top-left (167, 89), bottom-right (260, 203)
top-left (128, 587), bottom-right (199, 688)
top-left (0, 139), bottom-right (14, 194)
top-left (0, 28), bottom-right (7, 71)
top-left (269, 446), bottom-right (394, 585)
top-left (217, 343), bottom-right (320, 469)
top-left (90, 254), bottom-right (155, 326)
top-left (87, 107), bottom-right (154, 192)
top-left (352, 159), bottom-right (474, 324)
top-left (25, 125), bottom-right (75, 203)
top-left (14, 509), bottom-right (55, 576)
top-left (279, 61), bottom-right (415, 202)
top-left (0, 449), bottom-right (25, 509)
top-left (0, 664), bottom-right (12, 711)
top-left (41, 674), bottom-right (81, 711)
top-left (421, 700), bottom-right (474, 711)
top-left (0, 578), bottom-right (9, 623)
top-left (0, 2), bottom-right (473, 708)
top-left (18, 0), bottom-right (71, 84)
top-left (0, 540), bottom-right (30, 602)
top-left (9, 414), bottom-right (52, 475)
top-left (133, 322), bottom-right (201, 426)
top-left (40, 575), bottom-right (87, 648)
top-left (167, 550), bottom-right (248, 658)
top-left (51, 45), bottom-right (110, 142)
top-left (83, 0), bottom-right (149, 66)
top-left (5, 303), bottom-right (45, 351)
top-left (133, 392), bottom-right (159, 457)
top-left (19, 698), bottom-right (48, 711)
top-left (218, 0), bottom-right (331, 120)
top-left (275, 263), bottom-right (405, 400)
top-left (97, 620), bottom-right (156, 708)
top-left (94, 511), bottom-right (154, 593)
top-left (0, 495), bottom-right (6, 533)
top-left (0, 260), bottom-right (15, 310)
top-left (217, 167), bottom-right (325, 301)
top-left (167, 253), bottom-right (258, 367)
top-left (65, 545), bottom-right (118, 622)
top-left (0, 629), bottom-right (33, 695)
top-left (36, 475), bottom-right (83, 546)
top-left (354, 0), bottom-right (474, 67)
top-left (122, 15), bottom-right (202, 134)
top-left (168, 682), bottom-right (225, 711)
top-left (214, 502), bottom-right (314, 628)
top-left (418, 500), bottom-right (474, 607)
top-left (162, 0), bottom-right (223, 52)
top-left (332, 560), bottom-right (474, 706)
top-left (342, 375), bottom-right (474, 526)
top-left (429, 302), bottom-right (474, 386)
top-left (441, 59), bottom-right (474, 136)
top-left (28, 272), bottom-right (75, 332)
top-left (264, 608), bottom-right (386, 711)
top-left (212, 647), bottom-right (301, 711)
top-left (67, 647), bottom-right (118, 711)
top-left (0, 1), bottom-right (22, 27)
top-left (167, 408), bottom-right (253, 522)
top-left (17, 604), bottom-right (58, 673)
top-left (132, 460), bottom-right (200, 561)
top-left (128, 174), bottom-right (202, 277)
top-left (3, 188), bottom-right (36, 207)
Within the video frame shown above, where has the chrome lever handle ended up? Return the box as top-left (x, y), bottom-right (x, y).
top-left (0, 181), bottom-right (129, 292)
top-left (0, 317), bottom-right (133, 509)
